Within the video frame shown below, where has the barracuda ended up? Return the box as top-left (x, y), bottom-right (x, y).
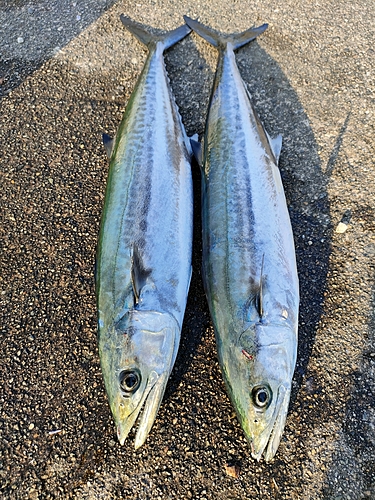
top-left (184, 16), bottom-right (299, 461)
top-left (96, 16), bottom-right (193, 449)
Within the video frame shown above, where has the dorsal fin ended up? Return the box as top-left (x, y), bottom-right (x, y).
top-left (102, 133), bottom-right (114, 159)
top-left (255, 255), bottom-right (265, 319)
top-left (131, 244), bottom-right (153, 305)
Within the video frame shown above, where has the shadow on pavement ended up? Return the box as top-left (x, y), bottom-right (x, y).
top-left (0, 0), bottom-right (117, 98)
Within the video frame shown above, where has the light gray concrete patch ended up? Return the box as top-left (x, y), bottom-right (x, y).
top-left (0, 0), bottom-right (116, 96)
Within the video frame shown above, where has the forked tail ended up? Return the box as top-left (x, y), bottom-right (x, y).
top-left (120, 15), bottom-right (191, 51)
top-left (183, 16), bottom-right (267, 50)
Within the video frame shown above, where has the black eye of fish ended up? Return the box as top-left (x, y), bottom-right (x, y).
top-left (119, 370), bottom-right (141, 395)
top-left (252, 385), bottom-right (272, 409)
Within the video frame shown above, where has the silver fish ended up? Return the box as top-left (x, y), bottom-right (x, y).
top-left (184, 16), bottom-right (299, 462)
top-left (96, 16), bottom-right (193, 449)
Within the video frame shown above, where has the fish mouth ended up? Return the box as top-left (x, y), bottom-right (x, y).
top-left (250, 384), bottom-right (290, 462)
top-left (117, 370), bottom-right (169, 449)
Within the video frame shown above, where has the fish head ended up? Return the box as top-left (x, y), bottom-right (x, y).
top-left (99, 309), bottom-right (179, 449)
top-left (222, 321), bottom-right (297, 462)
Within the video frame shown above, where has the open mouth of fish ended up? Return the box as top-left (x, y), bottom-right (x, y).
top-left (250, 384), bottom-right (290, 462)
top-left (117, 370), bottom-right (169, 449)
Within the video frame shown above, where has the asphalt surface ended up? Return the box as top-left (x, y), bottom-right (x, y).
top-left (1, 1), bottom-right (374, 499)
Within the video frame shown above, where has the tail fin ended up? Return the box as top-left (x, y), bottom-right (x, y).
top-left (183, 16), bottom-right (267, 50)
top-left (120, 15), bottom-right (191, 52)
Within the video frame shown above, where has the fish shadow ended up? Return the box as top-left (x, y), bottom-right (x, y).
top-left (321, 218), bottom-right (375, 499)
top-left (163, 38), bottom-right (213, 397)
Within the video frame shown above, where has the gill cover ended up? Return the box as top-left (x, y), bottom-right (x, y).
top-left (99, 309), bottom-right (179, 449)
top-left (220, 321), bottom-right (296, 461)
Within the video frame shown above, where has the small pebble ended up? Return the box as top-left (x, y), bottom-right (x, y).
top-left (17, 37), bottom-right (24, 44)
top-left (48, 429), bottom-right (62, 435)
top-left (335, 222), bottom-right (348, 233)
top-left (224, 462), bottom-right (240, 478)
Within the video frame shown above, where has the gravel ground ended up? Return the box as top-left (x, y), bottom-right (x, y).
top-left (1, 0), bottom-right (374, 499)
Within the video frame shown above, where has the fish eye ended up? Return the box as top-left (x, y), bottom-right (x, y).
top-left (252, 385), bottom-right (272, 409)
top-left (119, 370), bottom-right (141, 395)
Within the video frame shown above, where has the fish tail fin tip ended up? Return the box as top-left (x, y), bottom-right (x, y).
top-left (120, 15), bottom-right (190, 51)
top-left (183, 16), bottom-right (268, 50)
top-left (162, 23), bottom-right (191, 51)
top-left (183, 16), bottom-right (221, 47)
top-left (231, 23), bottom-right (268, 50)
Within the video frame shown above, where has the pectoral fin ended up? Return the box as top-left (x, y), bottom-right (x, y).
top-left (131, 245), bottom-right (154, 305)
top-left (245, 256), bottom-right (265, 323)
top-left (190, 136), bottom-right (203, 168)
top-left (267, 132), bottom-right (282, 165)
top-left (102, 133), bottom-right (114, 159)
top-left (255, 255), bottom-right (265, 319)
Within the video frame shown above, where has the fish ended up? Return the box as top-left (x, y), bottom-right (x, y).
top-left (96, 15), bottom-right (193, 449)
top-left (184, 16), bottom-right (299, 462)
